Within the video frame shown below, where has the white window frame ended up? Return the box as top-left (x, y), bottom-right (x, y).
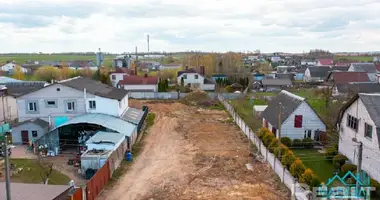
top-left (89, 100), bottom-right (96, 109)
top-left (27, 101), bottom-right (38, 112)
top-left (66, 101), bottom-right (76, 112)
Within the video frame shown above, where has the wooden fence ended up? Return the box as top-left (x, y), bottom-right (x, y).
top-left (86, 161), bottom-right (111, 200)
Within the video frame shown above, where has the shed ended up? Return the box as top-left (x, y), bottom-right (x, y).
top-left (81, 149), bottom-right (112, 178)
top-left (253, 105), bottom-right (268, 117)
top-left (122, 107), bottom-right (147, 132)
top-left (262, 79), bottom-right (292, 91)
top-left (85, 131), bottom-right (125, 151)
top-left (12, 118), bottom-right (49, 145)
top-left (0, 182), bottom-right (73, 200)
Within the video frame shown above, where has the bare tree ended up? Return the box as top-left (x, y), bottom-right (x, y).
top-left (313, 87), bottom-right (333, 108)
top-left (37, 159), bottom-right (53, 185)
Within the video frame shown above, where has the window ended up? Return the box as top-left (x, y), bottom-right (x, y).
top-left (346, 114), bottom-right (358, 131)
top-left (56, 88), bottom-right (60, 91)
top-left (294, 115), bottom-right (303, 128)
top-left (365, 123), bottom-right (373, 139)
top-left (112, 75), bottom-right (116, 80)
top-left (304, 130), bottom-right (312, 138)
top-left (194, 75), bottom-right (199, 79)
top-left (66, 101), bottom-right (75, 111)
top-left (183, 75), bottom-right (187, 79)
top-left (32, 131), bottom-right (38, 138)
top-left (45, 100), bottom-right (57, 107)
top-left (89, 100), bottom-right (96, 109)
top-left (28, 102), bottom-right (37, 112)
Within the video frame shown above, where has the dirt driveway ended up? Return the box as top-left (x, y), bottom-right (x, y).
top-left (99, 100), bottom-right (289, 200)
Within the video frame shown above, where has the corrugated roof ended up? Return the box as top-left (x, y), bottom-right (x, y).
top-left (336, 83), bottom-right (380, 94)
top-left (60, 77), bottom-right (128, 100)
top-left (349, 63), bottom-right (376, 73)
top-left (262, 78), bottom-right (292, 86)
top-left (0, 182), bottom-right (71, 200)
top-left (86, 131), bottom-right (124, 145)
top-left (329, 71), bottom-right (370, 84)
top-left (307, 67), bottom-right (332, 78)
top-left (54, 113), bottom-right (136, 137)
top-left (14, 118), bottom-right (49, 128)
top-left (122, 107), bottom-right (145, 125)
top-left (261, 90), bottom-right (304, 128)
top-left (359, 94), bottom-right (380, 148)
top-left (0, 76), bottom-right (22, 84)
top-left (5, 82), bottom-right (47, 97)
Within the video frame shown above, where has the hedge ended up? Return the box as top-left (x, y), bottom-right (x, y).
top-left (325, 147), bottom-right (338, 161)
top-left (332, 154), bottom-right (348, 170)
top-left (292, 139), bottom-right (302, 147)
top-left (281, 137), bottom-right (292, 147)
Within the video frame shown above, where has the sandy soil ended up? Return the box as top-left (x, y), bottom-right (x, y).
top-left (98, 100), bottom-right (289, 200)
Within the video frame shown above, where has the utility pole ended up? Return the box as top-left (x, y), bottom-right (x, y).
top-left (147, 34), bottom-right (150, 53)
top-left (4, 135), bottom-right (11, 200)
top-left (356, 141), bottom-right (363, 197)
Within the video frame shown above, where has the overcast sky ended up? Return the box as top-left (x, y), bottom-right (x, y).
top-left (0, 0), bottom-right (380, 53)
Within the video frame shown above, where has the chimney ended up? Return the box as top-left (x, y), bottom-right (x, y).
top-left (200, 66), bottom-right (205, 76)
top-left (185, 65), bottom-right (189, 70)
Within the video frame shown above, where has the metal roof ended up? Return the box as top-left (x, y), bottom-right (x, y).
top-left (86, 131), bottom-right (124, 145)
top-left (122, 107), bottom-right (145, 125)
top-left (0, 182), bottom-right (71, 200)
top-left (54, 113), bottom-right (136, 137)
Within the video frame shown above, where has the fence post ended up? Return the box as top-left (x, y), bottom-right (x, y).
top-left (82, 185), bottom-right (87, 200)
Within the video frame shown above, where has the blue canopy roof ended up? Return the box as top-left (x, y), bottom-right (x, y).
top-left (54, 113), bottom-right (136, 137)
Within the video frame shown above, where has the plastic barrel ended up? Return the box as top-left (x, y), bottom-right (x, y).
top-left (126, 152), bottom-right (132, 161)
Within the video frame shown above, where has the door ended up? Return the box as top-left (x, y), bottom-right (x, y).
top-left (21, 130), bottom-right (29, 144)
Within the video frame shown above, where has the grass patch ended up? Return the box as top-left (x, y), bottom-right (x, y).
top-left (230, 97), bottom-right (265, 131)
top-left (335, 56), bottom-right (373, 62)
top-left (253, 92), bottom-right (278, 96)
top-left (10, 159), bottom-right (71, 185)
top-left (146, 113), bottom-right (156, 129)
top-left (292, 149), bottom-right (335, 182)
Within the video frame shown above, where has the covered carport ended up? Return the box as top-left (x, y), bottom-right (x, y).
top-left (36, 113), bottom-right (137, 156)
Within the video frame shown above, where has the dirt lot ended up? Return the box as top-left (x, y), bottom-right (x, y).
top-left (99, 100), bottom-right (289, 200)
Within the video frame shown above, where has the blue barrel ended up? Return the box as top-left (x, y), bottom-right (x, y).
top-left (126, 152), bottom-right (132, 161)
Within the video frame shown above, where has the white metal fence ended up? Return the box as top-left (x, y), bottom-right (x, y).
top-left (218, 95), bottom-right (312, 200)
top-left (129, 92), bottom-right (242, 100)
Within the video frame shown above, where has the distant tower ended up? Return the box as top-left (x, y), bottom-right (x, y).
top-left (96, 48), bottom-right (104, 67)
top-left (147, 34), bottom-right (150, 53)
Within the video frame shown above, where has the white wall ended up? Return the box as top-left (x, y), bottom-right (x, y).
top-left (280, 102), bottom-right (326, 140)
top-left (118, 94), bottom-right (129, 116)
top-left (120, 84), bottom-right (158, 92)
top-left (86, 95), bottom-right (120, 117)
top-left (0, 95), bottom-right (17, 122)
top-left (339, 98), bottom-right (380, 182)
top-left (201, 84), bottom-right (215, 91)
top-left (177, 73), bottom-right (204, 88)
top-left (110, 73), bottom-right (127, 87)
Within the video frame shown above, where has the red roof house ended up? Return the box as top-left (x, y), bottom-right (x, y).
top-left (316, 59), bottom-right (333, 66)
top-left (117, 75), bottom-right (159, 92)
top-left (327, 71), bottom-right (370, 84)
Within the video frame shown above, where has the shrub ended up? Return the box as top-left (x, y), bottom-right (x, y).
top-left (146, 113), bottom-right (156, 128)
top-left (332, 154), bottom-right (348, 169)
top-left (340, 164), bottom-right (357, 175)
top-left (257, 128), bottom-right (270, 140)
top-left (281, 150), bottom-right (296, 169)
top-left (281, 137), bottom-right (292, 147)
top-left (302, 138), bottom-right (314, 149)
top-left (263, 132), bottom-right (275, 147)
top-left (299, 168), bottom-right (313, 186)
top-left (274, 144), bottom-right (289, 159)
top-left (310, 174), bottom-right (322, 187)
top-left (370, 178), bottom-right (380, 197)
top-left (292, 139), bottom-right (302, 147)
top-left (290, 158), bottom-right (306, 179)
top-left (269, 138), bottom-right (279, 153)
top-left (325, 147), bottom-right (338, 161)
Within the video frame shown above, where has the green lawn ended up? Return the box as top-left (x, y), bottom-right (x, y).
top-left (230, 97), bottom-right (267, 131)
top-left (335, 56), bottom-right (373, 62)
top-left (253, 92), bottom-right (278, 97)
top-left (292, 149), bottom-right (335, 182)
top-left (10, 159), bottom-right (71, 185)
top-left (0, 54), bottom-right (115, 67)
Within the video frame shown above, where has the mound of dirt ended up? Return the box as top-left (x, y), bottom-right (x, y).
top-left (181, 90), bottom-right (217, 107)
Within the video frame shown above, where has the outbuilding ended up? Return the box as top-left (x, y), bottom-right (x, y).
top-left (12, 118), bottom-right (49, 145)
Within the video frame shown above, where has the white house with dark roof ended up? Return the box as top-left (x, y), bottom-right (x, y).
top-left (336, 93), bottom-right (380, 182)
top-left (15, 77), bottom-right (129, 126)
top-left (261, 90), bottom-right (326, 140)
top-left (177, 67), bottom-right (215, 91)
